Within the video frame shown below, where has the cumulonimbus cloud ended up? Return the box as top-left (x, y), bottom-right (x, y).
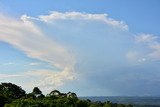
top-left (0, 12), bottom-right (128, 91)
top-left (0, 12), bottom-right (160, 95)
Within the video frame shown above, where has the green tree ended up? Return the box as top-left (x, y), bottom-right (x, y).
top-left (32, 87), bottom-right (42, 95)
top-left (76, 100), bottom-right (89, 107)
top-left (32, 87), bottom-right (44, 99)
top-left (103, 101), bottom-right (113, 107)
top-left (0, 94), bottom-right (10, 106)
top-left (67, 92), bottom-right (78, 99)
top-left (25, 93), bottom-right (36, 99)
top-left (117, 104), bottom-right (125, 107)
top-left (49, 90), bottom-right (61, 96)
top-left (0, 83), bottom-right (26, 100)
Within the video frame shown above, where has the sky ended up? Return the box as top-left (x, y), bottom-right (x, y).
top-left (0, 0), bottom-right (160, 96)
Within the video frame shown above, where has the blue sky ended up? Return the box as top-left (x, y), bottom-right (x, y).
top-left (0, 0), bottom-right (160, 96)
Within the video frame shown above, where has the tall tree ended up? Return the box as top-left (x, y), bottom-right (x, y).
top-left (32, 87), bottom-right (44, 98)
top-left (32, 87), bottom-right (42, 95)
top-left (0, 83), bottom-right (26, 100)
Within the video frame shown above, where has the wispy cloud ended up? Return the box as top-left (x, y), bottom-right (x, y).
top-left (127, 34), bottom-right (160, 63)
top-left (135, 33), bottom-right (158, 43)
top-left (0, 73), bottom-right (22, 78)
top-left (0, 13), bottom-right (75, 90)
top-left (29, 62), bottom-right (41, 66)
top-left (2, 62), bottom-right (15, 66)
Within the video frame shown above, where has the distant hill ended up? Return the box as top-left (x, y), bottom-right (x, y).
top-left (80, 96), bottom-right (160, 107)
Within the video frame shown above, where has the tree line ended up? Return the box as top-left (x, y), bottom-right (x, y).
top-left (0, 82), bottom-right (133, 107)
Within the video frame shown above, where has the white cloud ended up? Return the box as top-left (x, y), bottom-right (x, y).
top-left (25, 69), bottom-right (75, 89)
top-left (135, 33), bottom-right (158, 43)
top-left (0, 13), bottom-right (75, 90)
top-left (0, 11), bottom-right (130, 92)
top-left (127, 34), bottom-right (160, 63)
top-left (39, 11), bottom-right (128, 30)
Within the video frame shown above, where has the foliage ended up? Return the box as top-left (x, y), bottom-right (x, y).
top-left (0, 83), bottom-right (26, 101)
top-left (33, 87), bottom-right (42, 95)
top-left (0, 82), bottom-right (133, 107)
top-left (32, 87), bottom-right (44, 99)
top-left (0, 94), bottom-right (9, 106)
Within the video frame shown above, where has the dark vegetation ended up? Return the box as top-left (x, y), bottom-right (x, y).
top-left (0, 82), bottom-right (133, 107)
